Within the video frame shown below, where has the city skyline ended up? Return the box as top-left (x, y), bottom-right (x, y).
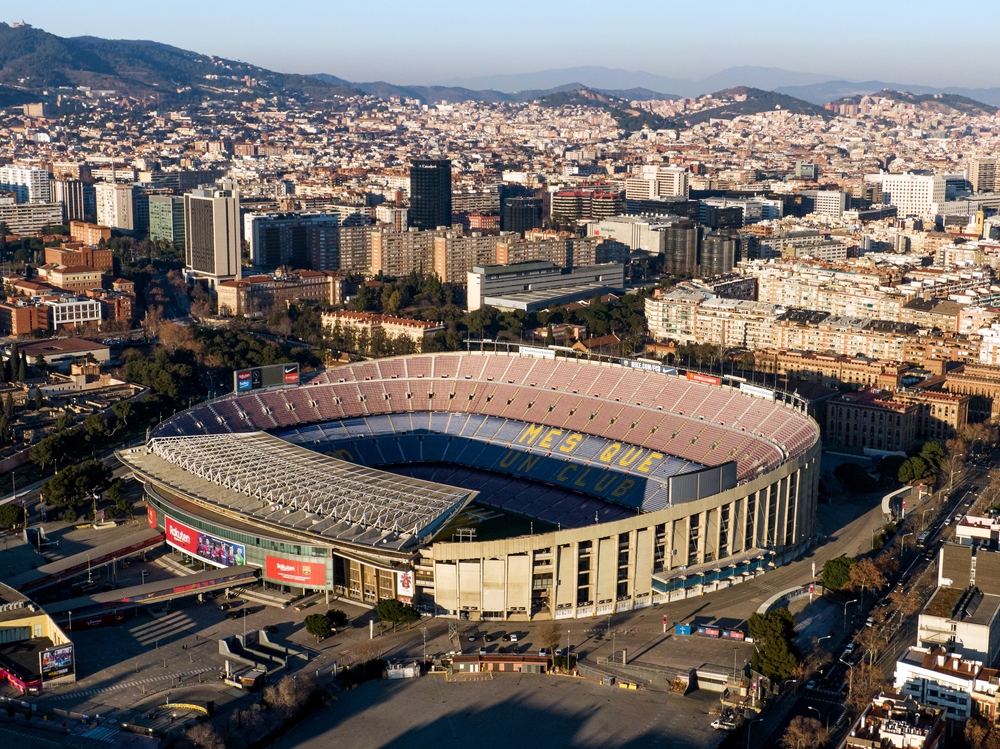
top-left (13, 0), bottom-right (1000, 90)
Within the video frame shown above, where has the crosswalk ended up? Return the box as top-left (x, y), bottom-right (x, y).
top-left (48, 667), bottom-right (217, 702)
top-left (81, 726), bottom-right (119, 743)
top-left (127, 611), bottom-right (197, 646)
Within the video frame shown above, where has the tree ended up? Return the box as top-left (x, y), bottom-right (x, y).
top-left (304, 613), bottom-right (332, 642)
top-left (919, 440), bottom-right (946, 468)
top-left (33, 387), bottom-right (42, 410)
top-left (847, 661), bottom-right (886, 711)
top-left (262, 672), bottom-right (318, 721)
top-left (184, 723), bottom-right (225, 749)
top-left (748, 608), bottom-right (800, 682)
top-left (35, 354), bottom-right (46, 375)
top-left (84, 414), bottom-right (109, 440)
top-left (538, 620), bottom-right (563, 657)
top-left (780, 715), bottom-right (829, 749)
top-left (112, 400), bottom-right (134, 430)
top-left (847, 557), bottom-right (887, 607)
top-left (376, 598), bottom-right (420, 632)
top-left (822, 556), bottom-right (856, 591)
top-left (326, 609), bottom-right (349, 629)
top-left (939, 453), bottom-right (965, 494)
top-left (106, 478), bottom-right (128, 504)
top-left (898, 456), bottom-right (931, 484)
top-left (0, 504), bottom-right (24, 528)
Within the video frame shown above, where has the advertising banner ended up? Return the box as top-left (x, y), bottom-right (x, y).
top-left (39, 644), bottom-right (74, 680)
top-left (396, 568), bottom-right (414, 601)
top-left (518, 345), bottom-right (556, 360)
top-left (165, 516), bottom-right (245, 568)
top-left (686, 371), bottom-right (721, 386)
top-left (283, 364), bottom-right (300, 384)
top-left (739, 383), bottom-right (775, 401)
top-left (265, 555), bottom-right (327, 586)
top-left (147, 505), bottom-right (157, 530)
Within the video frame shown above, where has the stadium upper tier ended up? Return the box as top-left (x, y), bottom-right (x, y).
top-left (152, 352), bottom-right (818, 483)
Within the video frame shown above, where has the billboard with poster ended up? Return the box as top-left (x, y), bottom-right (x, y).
top-left (147, 505), bottom-right (158, 529)
top-left (165, 516), bottom-right (245, 568)
top-left (686, 371), bottom-right (721, 386)
top-left (233, 362), bottom-right (300, 392)
top-left (265, 555), bottom-right (327, 586)
top-left (39, 644), bottom-right (74, 680)
top-left (396, 569), bottom-right (414, 601)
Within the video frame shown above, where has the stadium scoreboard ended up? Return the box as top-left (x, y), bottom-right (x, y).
top-left (233, 362), bottom-right (300, 392)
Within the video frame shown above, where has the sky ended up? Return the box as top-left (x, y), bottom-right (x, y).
top-left (11, 0), bottom-right (1000, 88)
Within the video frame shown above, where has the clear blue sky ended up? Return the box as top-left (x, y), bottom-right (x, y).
top-left (12, 0), bottom-right (1000, 87)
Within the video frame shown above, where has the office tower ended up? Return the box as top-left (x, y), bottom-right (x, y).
top-left (661, 221), bottom-right (700, 277)
top-left (95, 182), bottom-right (135, 230)
top-left (501, 197), bottom-right (542, 233)
top-left (624, 165), bottom-right (689, 201)
top-left (969, 158), bottom-right (996, 194)
top-left (700, 234), bottom-right (736, 276)
top-left (245, 212), bottom-right (344, 270)
top-left (795, 162), bottom-right (818, 180)
top-left (184, 181), bottom-right (241, 288)
top-left (865, 172), bottom-right (955, 219)
top-left (53, 179), bottom-right (85, 223)
top-left (408, 159), bottom-right (452, 230)
top-left (0, 165), bottom-right (51, 203)
top-left (149, 195), bottom-right (186, 251)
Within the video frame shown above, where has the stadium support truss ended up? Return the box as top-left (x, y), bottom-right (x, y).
top-left (140, 432), bottom-right (475, 547)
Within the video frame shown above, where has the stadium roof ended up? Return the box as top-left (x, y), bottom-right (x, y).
top-left (119, 433), bottom-right (476, 550)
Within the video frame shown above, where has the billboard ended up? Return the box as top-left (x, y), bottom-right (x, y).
top-left (39, 644), bottom-right (74, 681)
top-left (686, 371), bottom-right (721, 386)
top-left (147, 505), bottom-right (157, 530)
top-left (265, 555), bottom-right (327, 586)
top-left (234, 362), bottom-right (300, 392)
top-left (622, 358), bottom-right (678, 375)
top-left (518, 345), bottom-right (556, 360)
top-left (165, 516), bottom-right (246, 568)
top-left (397, 568), bottom-right (414, 601)
top-left (739, 383), bottom-right (775, 401)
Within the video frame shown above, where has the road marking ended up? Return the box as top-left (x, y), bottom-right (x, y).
top-left (46, 667), bottom-right (216, 701)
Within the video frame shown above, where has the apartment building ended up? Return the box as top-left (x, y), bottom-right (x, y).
top-left (216, 271), bottom-right (344, 317)
top-left (95, 182), bottom-right (135, 231)
top-left (69, 221), bottom-right (111, 246)
top-left (321, 311), bottom-right (444, 351)
top-left (433, 233), bottom-right (501, 284)
top-left (370, 227), bottom-right (451, 279)
top-left (825, 390), bottom-right (917, 453)
top-left (0, 165), bottom-right (50, 203)
top-left (753, 349), bottom-right (912, 389)
top-left (0, 201), bottom-right (62, 235)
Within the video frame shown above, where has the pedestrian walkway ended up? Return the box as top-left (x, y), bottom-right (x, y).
top-left (47, 667), bottom-right (216, 702)
top-left (127, 610), bottom-right (197, 646)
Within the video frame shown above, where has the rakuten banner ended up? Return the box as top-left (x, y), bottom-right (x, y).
top-left (165, 516), bottom-right (245, 568)
top-left (265, 555), bottom-right (327, 586)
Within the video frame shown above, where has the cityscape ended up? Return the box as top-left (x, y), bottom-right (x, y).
top-left (1, 6), bottom-right (1000, 749)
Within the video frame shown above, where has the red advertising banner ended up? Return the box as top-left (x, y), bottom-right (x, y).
top-left (265, 555), bottom-right (327, 586)
top-left (164, 516), bottom-right (197, 555)
top-left (686, 371), bottom-right (721, 386)
top-left (147, 505), bottom-right (158, 530)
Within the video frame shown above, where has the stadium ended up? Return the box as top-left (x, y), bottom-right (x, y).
top-left (119, 347), bottom-right (821, 622)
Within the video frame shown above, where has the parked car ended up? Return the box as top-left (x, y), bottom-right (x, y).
top-left (509, 633), bottom-right (518, 642)
top-left (539, 648), bottom-right (550, 657)
top-left (805, 679), bottom-right (817, 690)
top-left (218, 602), bottom-right (239, 611)
top-left (711, 720), bottom-right (737, 731)
top-left (225, 608), bottom-right (250, 620)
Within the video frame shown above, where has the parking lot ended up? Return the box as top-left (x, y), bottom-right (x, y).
top-left (271, 672), bottom-right (722, 749)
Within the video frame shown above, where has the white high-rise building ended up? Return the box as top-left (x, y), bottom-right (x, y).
top-left (625, 165), bottom-right (689, 201)
top-left (184, 180), bottom-right (241, 288)
top-left (865, 172), bottom-right (952, 219)
top-left (95, 182), bottom-right (134, 230)
top-left (0, 165), bottom-right (51, 204)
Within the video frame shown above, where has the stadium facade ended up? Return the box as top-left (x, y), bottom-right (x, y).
top-left (119, 349), bottom-right (821, 621)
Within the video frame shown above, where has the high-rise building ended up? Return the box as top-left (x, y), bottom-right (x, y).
top-left (865, 172), bottom-right (958, 219)
top-left (969, 157), bottom-right (997, 194)
top-left (245, 212), bottom-right (348, 271)
top-left (95, 183), bottom-right (134, 230)
top-left (53, 179), bottom-right (85, 223)
top-left (408, 160), bottom-right (452, 230)
top-left (149, 195), bottom-right (186, 251)
top-left (184, 181), bottom-right (241, 288)
top-left (700, 234), bottom-right (737, 276)
top-left (0, 165), bottom-right (51, 204)
top-left (501, 197), bottom-right (543, 234)
top-left (624, 165), bottom-right (689, 201)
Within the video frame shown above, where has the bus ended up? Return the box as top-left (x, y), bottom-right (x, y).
top-left (916, 530), bottom-right (932, 548)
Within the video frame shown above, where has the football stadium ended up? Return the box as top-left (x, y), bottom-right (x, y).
top-left (119, 348), bottom-right (821, 622)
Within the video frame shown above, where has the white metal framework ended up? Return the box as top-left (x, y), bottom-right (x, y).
top-left (147, 432), bottom-right (472, 542)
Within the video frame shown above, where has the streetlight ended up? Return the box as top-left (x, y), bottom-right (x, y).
top-left (901, 532), bottom-right (913, 552)
top-left (734, 646), bottom-right (739, 681)
top-left (843, 599), bottom-right (858, 629)
top-left (806, 706), bottom-right (821, 721)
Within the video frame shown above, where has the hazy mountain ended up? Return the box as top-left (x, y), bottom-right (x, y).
top-left (533, 88), bottom-right (676, 131)
top-left (777, 80), bottom-right (1000, 108)
top-left (438, 65), bottom-right (840, 98)
top-left (0, 22), bottom-right (358, 102)
top-left (828, 89), bottom-right (996, 116)
top-left (311, 73), bottom-right (674, 104)
top-left (677, 87), bottom-right (832, 125)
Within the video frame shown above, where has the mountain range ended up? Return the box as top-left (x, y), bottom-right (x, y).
top-left (1, 22), bottom-right (998, 118)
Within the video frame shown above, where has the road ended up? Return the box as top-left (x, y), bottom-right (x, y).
top-left (753, 456), bottom-right (993, 749)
